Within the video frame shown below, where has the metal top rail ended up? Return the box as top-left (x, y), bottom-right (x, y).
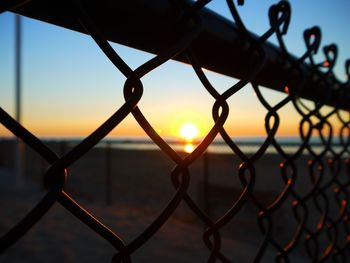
top-left (9, 0), bottom-right (350, 110)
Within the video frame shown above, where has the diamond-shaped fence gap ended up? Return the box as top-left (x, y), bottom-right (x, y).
top-left (129, 215), bottom-right (211, 263)
top-left (324, 114), bottom-right (344, 156)
top-left (252, 155), bottom-right (285, 201)
top-left (0, 167), bottom-right (44, 238)
top-left (18, 19), bottom-right (128, 139)
top-left (192, 151), bottom-right (241, 221)
top-left (137, 59), bottom-right (215, 141)
top-left (1, 202), bottom-right (117, 263)
top-left (22, 71), bottom-right (126, 139)
top-left (337, 109), bottom-right (350, 124)
top-left (108, 42), bottom-right (156, 72)
top-left (223, 84), bottom-right (267, 139)
top-left (270, 194), bottom-right (303, 250)
top-left (66, 136), bottom-right (178, 216)
top-left (218, 207), bottom-right (263, 257)
top-left (196, 67), bottom-right (244, 96)
top-left (64, 145), bottom-right (111, 204)
top-left (107, 114), bottom-right (149, 138)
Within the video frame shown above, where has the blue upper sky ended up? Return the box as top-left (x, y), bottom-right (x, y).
top-left (0, 1), bottom-right (349, 138)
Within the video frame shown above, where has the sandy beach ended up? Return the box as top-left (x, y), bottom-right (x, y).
top-left (0, 139), bottom-right (342, 262)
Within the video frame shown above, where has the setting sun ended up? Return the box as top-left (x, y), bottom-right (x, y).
top-left (179, 123), bottom-right (199, 141)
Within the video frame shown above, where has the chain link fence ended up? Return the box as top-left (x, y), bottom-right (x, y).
top-left (1, 0), bottom-right (350, 262)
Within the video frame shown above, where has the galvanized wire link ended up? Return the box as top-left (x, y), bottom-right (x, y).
top-left (1, 0), bottom-right (350, 262)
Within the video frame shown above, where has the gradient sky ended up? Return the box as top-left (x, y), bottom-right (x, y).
top-left (1, 1), bottom-right (349, 139)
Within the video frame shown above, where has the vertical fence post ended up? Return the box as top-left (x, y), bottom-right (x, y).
top-left (203, 150), bottom-right (210, 215)
top-left (13, 14), bottom-right (24, 187)
top-left (59, 140), bottom-right (67, 156)
top-left (105, 141), bottom-right (112, 205)
top-left (13, 138), bottom-right (24, 186)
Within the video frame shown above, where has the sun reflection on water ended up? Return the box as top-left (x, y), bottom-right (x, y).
top-left (184, 143), bottom-right (194, 153)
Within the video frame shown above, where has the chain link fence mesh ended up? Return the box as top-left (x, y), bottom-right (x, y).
top-left (1, 0), bottom-right (350, 262)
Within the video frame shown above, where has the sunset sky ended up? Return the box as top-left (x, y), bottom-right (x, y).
top-left (1, 1), bottom-right (349, 139)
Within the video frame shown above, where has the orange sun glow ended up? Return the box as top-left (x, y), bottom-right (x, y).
top-left (179, 123), bottom-right (199, 142)
top-left (179, 123), bottom-right (199, 153)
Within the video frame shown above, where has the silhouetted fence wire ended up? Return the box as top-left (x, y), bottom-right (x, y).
top-left (1, 0), bottom-right (350, 262)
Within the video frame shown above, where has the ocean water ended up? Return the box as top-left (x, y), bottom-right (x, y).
top-left (27, 136), bottom-right (345, 155)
